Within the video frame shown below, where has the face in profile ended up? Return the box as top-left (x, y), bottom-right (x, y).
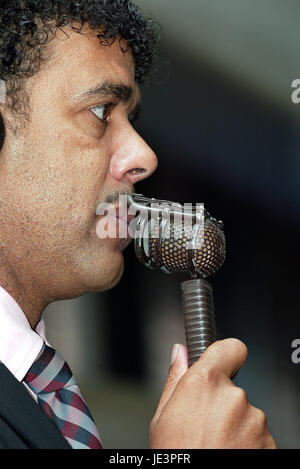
top-left (0, 27), bottom-right (158, 303)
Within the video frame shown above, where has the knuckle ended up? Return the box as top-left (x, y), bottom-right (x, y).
top-left (254, 408), bottom-right (267, 427)
top-left (248, 406), bottom-right (274, 442)
top-left (231, 386), bottom-right (248, 408)
top-left (266, 435), bottom-right (277, 449)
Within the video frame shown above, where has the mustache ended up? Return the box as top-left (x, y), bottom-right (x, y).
top-left (104, 189), bottom-right (134, 205)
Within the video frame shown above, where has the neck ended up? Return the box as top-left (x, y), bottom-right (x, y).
top-left (0, 258), bottom-right (48, 329)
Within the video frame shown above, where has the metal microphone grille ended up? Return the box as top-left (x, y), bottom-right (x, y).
top-left (134, 206), bottom-right (226, 279)
top-left (150, 217), bottom-right (225, 277)
top-left (129, 194), bottom-right (226, 366)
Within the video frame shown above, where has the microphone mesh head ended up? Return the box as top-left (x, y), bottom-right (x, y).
top-left (134, 207), bottom-right (226, 279)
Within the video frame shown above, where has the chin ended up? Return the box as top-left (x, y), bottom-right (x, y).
top-left (81, 249), bottom-right (125, 293)
top-left (102, 259), bottom-right (125, 291)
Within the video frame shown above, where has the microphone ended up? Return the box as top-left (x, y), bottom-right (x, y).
top-left (128, 193), bottom-right (226, 367)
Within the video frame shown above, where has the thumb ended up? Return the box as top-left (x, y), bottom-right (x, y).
top-left (153, 344), bottom-right (188, 421)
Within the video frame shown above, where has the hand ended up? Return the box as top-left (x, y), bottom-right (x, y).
top-left (149, 339), bottom-right (276, 449)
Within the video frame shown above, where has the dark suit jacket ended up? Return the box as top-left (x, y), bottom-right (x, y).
top-left (0, 362), bottom-right (71, 449)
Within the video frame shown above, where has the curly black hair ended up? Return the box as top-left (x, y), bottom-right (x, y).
top-left (0, 0), bottom-right (160, 114)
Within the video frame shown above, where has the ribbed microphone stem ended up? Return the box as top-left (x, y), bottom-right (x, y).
top-left (181, 279), bottom-right (216, 367)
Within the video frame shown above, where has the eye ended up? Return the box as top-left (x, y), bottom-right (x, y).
top-left (90, 104), bottom-right (112, 123)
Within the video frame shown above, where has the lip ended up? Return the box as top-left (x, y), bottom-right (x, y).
top-left (115, 207), bottom-right (137, 226)
top-left (96, 203), bottom-right (138, 241)
top-left (114, 207), bottom-right (138, 240)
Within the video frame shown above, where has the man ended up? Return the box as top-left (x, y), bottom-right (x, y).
top-left (0, 0), bottom-right (276, 449)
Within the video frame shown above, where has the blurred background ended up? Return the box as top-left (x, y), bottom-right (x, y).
top-left (44, 0), bottom-right (300, 448)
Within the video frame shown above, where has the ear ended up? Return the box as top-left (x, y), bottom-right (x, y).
top-left (0, 112), bottom-right (5, 151)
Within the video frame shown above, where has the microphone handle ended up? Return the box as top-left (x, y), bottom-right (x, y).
top-left (181, 278), bottom-right (216, 367)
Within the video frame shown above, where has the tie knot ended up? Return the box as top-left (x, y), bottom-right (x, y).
top-left (24, 344), bottom-right (75, 394)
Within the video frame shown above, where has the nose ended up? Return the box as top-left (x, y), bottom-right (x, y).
top-left (110, 126), bottom-right (158, 184)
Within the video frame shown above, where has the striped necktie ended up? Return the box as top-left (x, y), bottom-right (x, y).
top-left (24, 344), bottom-right (102, 449)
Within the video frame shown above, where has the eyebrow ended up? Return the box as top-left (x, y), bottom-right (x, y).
top-left (73, 80), bottom-right (142, 123)
top-left (73, 80), bottom-right (134, 103)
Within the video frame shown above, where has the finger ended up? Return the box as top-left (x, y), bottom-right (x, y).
top-left (153, 344), bottom-right (188, 421)
top-left (192, 338), bottom-right (248, 381)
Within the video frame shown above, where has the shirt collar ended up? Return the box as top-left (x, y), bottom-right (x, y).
top-left (0, 286), bottom-right (45, 382)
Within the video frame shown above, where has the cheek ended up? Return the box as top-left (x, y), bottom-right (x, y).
top-left (76, 109), bottom-right (107, 140)
top-left (9, 149), bottom-right (90, 228)
top-left (28, 103), bottom-right (110, 189)
top-left (9, 115), bottom-right (111, 230)
top-left (48, 132), bottom-right (112, 229)
top-left (66, 133), bottom-right (111, 205)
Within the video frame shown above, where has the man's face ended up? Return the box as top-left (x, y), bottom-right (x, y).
top-left (0, 28), bottom-right (157, 301)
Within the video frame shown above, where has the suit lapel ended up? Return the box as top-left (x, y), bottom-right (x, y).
top-left (0, 362), bottom-right (71, 449)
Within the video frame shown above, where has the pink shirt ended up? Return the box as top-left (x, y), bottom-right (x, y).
top-left (0, 285), bottom-right (46, 399)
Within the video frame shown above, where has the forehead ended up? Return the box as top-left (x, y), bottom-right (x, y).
top-left (37, 27), bottom-right (137, 100)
